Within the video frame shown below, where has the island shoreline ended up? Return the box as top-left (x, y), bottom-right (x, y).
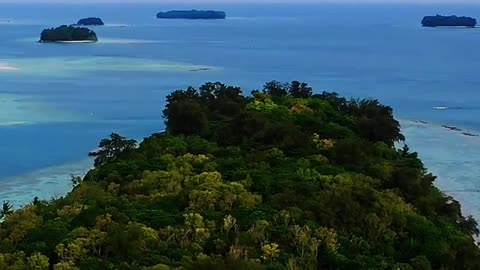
top-left (38, 40), bottom-right (97, 44)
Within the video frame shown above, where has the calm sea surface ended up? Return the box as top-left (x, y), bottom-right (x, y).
top-left (0, 3), bottom-right (479, 219)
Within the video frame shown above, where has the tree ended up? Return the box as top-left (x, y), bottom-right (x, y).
top-left (27, 253), bottom-right (49, 270)
top-left (199, 82), bottom-right (226, 104)
top-left (54, 261), bottom-right (78, 270)
top-left (289, 81), bottom-right (312, 98)
top-left (199, 82), bottom-right (246, 119)
top-left (32, 197), bottom-right (40, 206)
top-left (201, 82), bottom-right (243, 104)
top-left (350, 99), bottom-right (404, 145)
top-left (0, 201), bottom-right (13, 219)
top-left (460, 215), bottom-right (480, 236)
top-left (164, 100), bottom-right (209, 136)
top-left (165, 87), bottom-right (200, 107)
top-left (314, 91), bottom-right (349, 112)
top-left (263, 81), bottom-right (288, 97)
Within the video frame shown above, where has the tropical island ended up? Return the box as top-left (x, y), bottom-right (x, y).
top-left (422, 14), bottom-right (477, 27)
top-left (77, 17), bottom-right (104, 26)
top-left (0, 81), bottom-right (479, 269)
top-left (39, 25), bottom-right (98, 43)
top-left (157, 10), bottom-right (226, 20)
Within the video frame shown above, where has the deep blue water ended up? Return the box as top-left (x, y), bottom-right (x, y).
top-left (0, 3), bottom-right (479, 216)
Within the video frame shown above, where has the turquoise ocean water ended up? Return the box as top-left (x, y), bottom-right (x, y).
top-left (0, 3), bottom-right (479, 220)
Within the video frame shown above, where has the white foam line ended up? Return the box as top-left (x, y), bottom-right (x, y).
top-left (0, 64), bottom-right (19, 71)
top-left (0, 121), bottom-right (31, 126)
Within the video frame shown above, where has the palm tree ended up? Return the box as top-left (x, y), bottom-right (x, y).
top-left (0, 201), bottom-right (13, 219)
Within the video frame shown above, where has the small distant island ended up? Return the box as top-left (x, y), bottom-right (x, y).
top-left (39, 25), bottom-right (98, 43)
top-left (77, 17), bottom-right (104, 26)
top-left (156, 10), bottom-right (226, 20)
top-left (422, 14), bottom-right (477, 27)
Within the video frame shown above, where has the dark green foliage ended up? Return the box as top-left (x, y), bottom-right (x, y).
top-left (77, 17), bottom-right (104, 26)
top-left (350, 99), bottom-right (405, 145)
top-left (263, 80), bottom-right (312, 98)
top-left (40, 25), bottom-right (98, 42)
top-left (165, 100), bottom-right (209, 136)
top-left (422, 15), bottom-right (477, 27)
top-left (183, 258), bottom-right (266, 270)
top-left (288, 80), bottom-right (312, 98)
top-left (95, 133), bottom-right (137, 167)
top-left (21, 219), bottom-right (69, 255)
top-left (263, 81), bottom-right (288, 98)
top-left (0, 201), bottom-right (13, 219)
top-left (0, 81), bottom-right (478, 270)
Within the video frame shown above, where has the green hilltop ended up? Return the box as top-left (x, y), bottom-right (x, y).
top-left (0, 81), bottom-right (478, 270)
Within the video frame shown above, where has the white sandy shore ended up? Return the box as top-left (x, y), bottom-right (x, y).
top-left (57, 40), bottom-right (96, 43)
top-left (39, 40), bottom-right (97, 44)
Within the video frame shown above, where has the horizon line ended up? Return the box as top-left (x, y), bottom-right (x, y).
top-left (0, 1), bottom-right (480, 4)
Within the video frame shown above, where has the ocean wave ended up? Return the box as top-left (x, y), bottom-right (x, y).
top-left (227, 16), bottom-right (299, 21)
top-left (0, 121), bottom-right (32, 126)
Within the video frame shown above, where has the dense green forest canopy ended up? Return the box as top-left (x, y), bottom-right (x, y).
top-left (0, 81), bottom-right (479, 270)
top-left (77, 18), bottom-right (104, 26)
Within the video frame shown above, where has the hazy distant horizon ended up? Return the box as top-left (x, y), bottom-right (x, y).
top-left (0, 0), bottom-right (480, 4)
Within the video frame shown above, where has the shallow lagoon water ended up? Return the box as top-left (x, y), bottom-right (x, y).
top-left (0, 56), bottom-right (217, 76)
top-left (0, 4), bottom-right (478, 224)
top-left (0, 158), bottom-right (93, 206)
top-left (0, 94), bottom-right (79, 125)
top-left (402, 120), bottom-right (480, 219)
